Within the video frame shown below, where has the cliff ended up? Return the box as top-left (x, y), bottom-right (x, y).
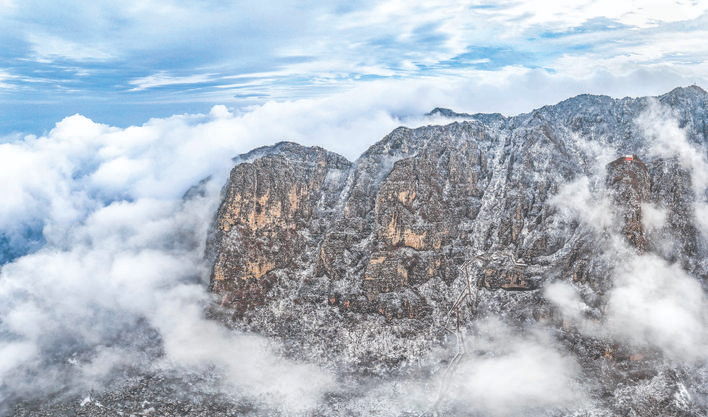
top-left (206, 86), bottom-right (708, 415)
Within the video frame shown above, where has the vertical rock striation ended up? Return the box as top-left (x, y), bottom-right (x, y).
top-left (205, 86), bottom-right (708, 415)
top-left (209, 142), bottom-right (352, 313)
top-left (606, 155), bottom-right (650, 251)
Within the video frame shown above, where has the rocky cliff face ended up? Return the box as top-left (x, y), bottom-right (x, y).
top-left (208, 142), bottom-right (352, 314)
top-left (207, 86), bottom-right (708, 415)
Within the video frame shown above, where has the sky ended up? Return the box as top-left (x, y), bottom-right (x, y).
top-left (2, 0), bottom-right (708, 137)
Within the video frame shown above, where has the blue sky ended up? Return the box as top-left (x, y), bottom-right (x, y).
top-left (2, 0), bottom-right (708, 135)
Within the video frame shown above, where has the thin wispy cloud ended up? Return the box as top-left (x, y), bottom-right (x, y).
top-left (128, 72), bottom-right (216, 91)
top-left (28, 33), bottom-right (114, 63)
top-left (0, 70), bottom-right (16, 90)
top-left (1, 0), bottom-right (707, 131)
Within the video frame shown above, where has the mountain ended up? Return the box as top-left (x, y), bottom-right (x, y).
top-left (206, 86), bottom-right (708, 415)
top-left (9, 86), bottom-right (708, 416)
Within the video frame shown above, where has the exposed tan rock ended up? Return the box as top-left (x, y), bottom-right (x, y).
top-left (208, 142), bottom-right (352, 308)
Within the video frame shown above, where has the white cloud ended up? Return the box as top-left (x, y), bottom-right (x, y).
top-left (551, 176), bottom-right (615, 235)
top-left (128, 72), bottom-right (215, 91)
top-left (3, 0), bottom-right (708, 114)
top-left (0, 177), bottom-right (333, 410)
top-left (639, 100), bottom-right (708, 193)
top-left (637, 100), bottom-right (708, 239)
top-left (154, 285), bottom-right (333, 410)
top-left (474, 0), bottom-right (708, 32)
top-left (642, 202), bottom-right (668, 232)
top-left (340, 319), bottom-right (584, 416)
top-left (545, 281), bottom-right (594, 327)
top-left (607, 255), bottom-right (708, 361)
top-left (0, 69), bottom-right (15, 89)
top-left (547, 256), bottom-right (708, 363)
top-left (450, 327), bottom-right (582, 416)
top-left (28, 33), bottom-right (114, 63)
top-left (0, 342), bottom-right (37, 379)
top-left (0, 0), bottom-right (15, 15)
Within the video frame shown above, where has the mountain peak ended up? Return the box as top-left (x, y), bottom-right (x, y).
top-left (674, 84), bottom-right (706, 94)
top-left (660, 84), bottom-right (707, 103)
top-left (426, 107), bottom-right (474, 118)
top-left (233, 140), bottom-right (351, 166)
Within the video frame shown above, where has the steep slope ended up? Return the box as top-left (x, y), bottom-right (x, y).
top-left (206, 86), bottom-right (708, 415)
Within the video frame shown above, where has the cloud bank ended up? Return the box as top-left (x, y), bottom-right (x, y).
top-left (0, 103), bottom-right (369, 413)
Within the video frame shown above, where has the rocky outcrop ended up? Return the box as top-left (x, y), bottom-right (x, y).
top-left (647, 157), bottom-right (700, 267)
top-left (205, 86), bottom-right (708, 415)
top-left (606, 155), bottom-right (650, 251)
top-left (209, 142), bottom-right (351, 313)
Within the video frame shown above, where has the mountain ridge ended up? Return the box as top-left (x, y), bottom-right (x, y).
top-left (205, 85), bottom-right (708, 415)
top-left (8, 86), bottom-right (708, 416)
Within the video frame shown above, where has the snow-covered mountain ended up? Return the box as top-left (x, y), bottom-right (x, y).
top-left (208, 85), bottom-right (708, 415)
top-left (8, 86), bottom-right (708, 416)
